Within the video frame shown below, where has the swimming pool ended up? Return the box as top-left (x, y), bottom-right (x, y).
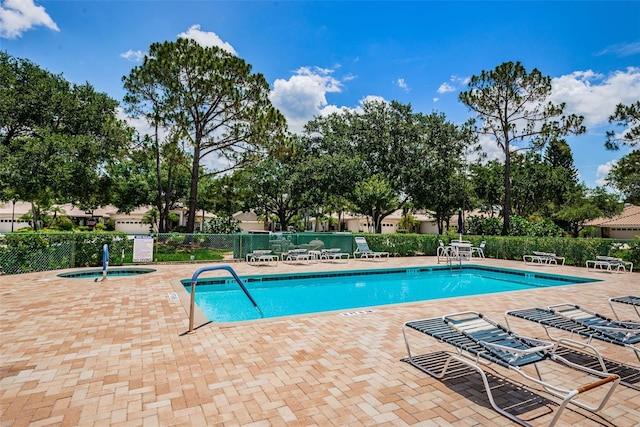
top-left (183, 265), bottom-right (598, 322)
top-left (58, 267), bottom-right (156, 279)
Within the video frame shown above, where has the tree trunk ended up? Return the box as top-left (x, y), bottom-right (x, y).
top-left (278, 211), bottom-right (287, 231)
top-left (186, 145), bottom-right (201, 233)
top-left (502, 143), bottom-right (511, 236)
top-left (153, 122), bottom-right (167, 233)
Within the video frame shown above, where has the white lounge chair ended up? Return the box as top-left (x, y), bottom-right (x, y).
top-left (353, 237), bottom-right (389, 260)
top-left (282, 248), bottom-right (313, 264)
top-left (523, 251), bottom-right (565, 266)
top-left (246, 249), bottom-right (278, 266)
top-left (587, 256), bottom-right (633, 273)
top-left (320, 248), bottom-right (350, 263)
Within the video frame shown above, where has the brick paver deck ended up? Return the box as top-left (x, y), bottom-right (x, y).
top-left (1, 257), bottom-right (639, 426)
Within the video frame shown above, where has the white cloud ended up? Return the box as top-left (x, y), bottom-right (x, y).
top-left (120, 49), bottom-right (145, 63)
top-left (433, 97), bottom-right (439, 103)
top-left (396, 78), bottom-right (409, 92)
top-left (177, 24), bottom-right (236, 55)
top-left (452, 75), bottom-right (470, 86)
top-left (472, 133), bottom-right (505, 164)
top-left (435, 75), bottom-right (469, 96)
top-left (550, 67), bottom-right (640, 127)
top-left (596, 159), bottom-right (617, 187)
top-left (358, 95), bottom-right (386, 107)
top-left (117, 108), bottom-right (150, 138)
top-left (437, 82), bottom-right (455, 94)
top-left (269, 66), bottom-right (344, 133)
top-left (597, 41), bottom-right (640, 57)
top-left (0, 0), bottom-right (58, 38)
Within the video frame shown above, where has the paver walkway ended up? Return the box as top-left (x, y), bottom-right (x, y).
top-left (1, 257), bottom-right (639, 426)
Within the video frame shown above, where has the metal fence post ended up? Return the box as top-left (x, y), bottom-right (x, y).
top-left (70, 231), bottom-right (76, 268)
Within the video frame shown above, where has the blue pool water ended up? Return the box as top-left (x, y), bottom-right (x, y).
top-left (183, 266), bottom-right (597, 322)
top-left (58, 267), bottom-right (156, 279)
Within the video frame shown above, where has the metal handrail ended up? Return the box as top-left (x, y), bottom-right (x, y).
top-left (95, 244), bottom-right (109, 282)
top-left (187, 265), bottom-right (263, 334)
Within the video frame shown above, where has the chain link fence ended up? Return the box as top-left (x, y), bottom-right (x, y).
top-left (0, 232), bottom-right (359, 275)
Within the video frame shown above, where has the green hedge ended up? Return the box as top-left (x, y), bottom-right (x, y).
top-left (359, 234), bottom-right (639, 268)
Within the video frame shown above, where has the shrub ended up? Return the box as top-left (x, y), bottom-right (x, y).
top-left (482, 217), bottom-right (503, 235)
top-left (51, 216), bottom-right (74, 231)
top-left (508, 215), bottom-right (531, 236)
top-left (203, 216), bottom-right (241, 234)
top-left (529, 218), bottom-right (564, 237)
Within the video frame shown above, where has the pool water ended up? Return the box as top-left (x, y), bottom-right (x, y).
top-left (58, 267), bottom-right (156, 279)
top-left (184, 266), bottom-right (598, 322)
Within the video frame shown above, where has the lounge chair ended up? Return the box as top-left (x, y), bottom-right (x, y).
top-left (505, 303), bottom-right (640, 365)
top-left (319, 248), bottom-right (350, 263)
top-left (402, 311), bottom-right (619, 426)
top-left (523, 251), bottom-right (565, 265)
top-left (246, 249), bottom-right (278, 266)
top-left (586, 256), bottom-right (633, 273)
top-left (353, 237), bottom-right (389, 260)
top-left (609, 295), bottom-right (640, 321)
top-left (282, 248), bottom-right (313, 264)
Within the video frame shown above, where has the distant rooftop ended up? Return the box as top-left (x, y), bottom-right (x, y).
top-left (586, 205), bottom-right (640, 227)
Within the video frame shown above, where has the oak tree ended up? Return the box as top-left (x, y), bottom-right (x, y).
top-left (0, 52), bottom-right (131, 229)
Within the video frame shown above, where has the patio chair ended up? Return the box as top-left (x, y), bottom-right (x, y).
top-left (609, 295), bottom-right (640, 321)
top-left (402, 311), bottom-right (619, 426)
top-left (586, 256), bottom-right (633, 273)
top-left (505, 303), bottom-right (640, 365)
top-left (353, 237), bottom-right (389, 260)
top-left (471, 240), bottom-right (486, 258)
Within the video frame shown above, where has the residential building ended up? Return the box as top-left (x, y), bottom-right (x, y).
top-left (585, 204), bottom-right (640, 239)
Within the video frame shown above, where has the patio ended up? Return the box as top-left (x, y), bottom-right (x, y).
top-left (1, 257), bottom-right (638, 426)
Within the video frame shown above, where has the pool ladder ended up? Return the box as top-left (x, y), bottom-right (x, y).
top-left (187, 265), bottom-right (263, 334)
top-left (447, 255), bottom-right (463, 270)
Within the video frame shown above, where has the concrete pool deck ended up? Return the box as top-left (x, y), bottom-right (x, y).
top-left (1, 257), bottom-right (638, 426)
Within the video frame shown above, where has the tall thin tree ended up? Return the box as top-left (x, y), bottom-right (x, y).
top-left (123, 38), bottom-right (287, 232)
top-left (459, 61), bottom-right (585, 235)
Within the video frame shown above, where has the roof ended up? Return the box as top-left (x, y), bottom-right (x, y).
top-left (0, 201), bottom-right (215, 220)
top-left (585, 205), bottom-right (640, 227)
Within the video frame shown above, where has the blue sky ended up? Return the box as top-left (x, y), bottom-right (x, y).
top-left (2, 0), bottom-right (639, 189)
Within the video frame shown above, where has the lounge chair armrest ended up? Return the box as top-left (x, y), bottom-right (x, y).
top-left (577, 374), bottom-right (619, 393)
top-left (593, 323), bottom-right (640, 332)
top-left (479, 340), bottom-right (554, 362)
